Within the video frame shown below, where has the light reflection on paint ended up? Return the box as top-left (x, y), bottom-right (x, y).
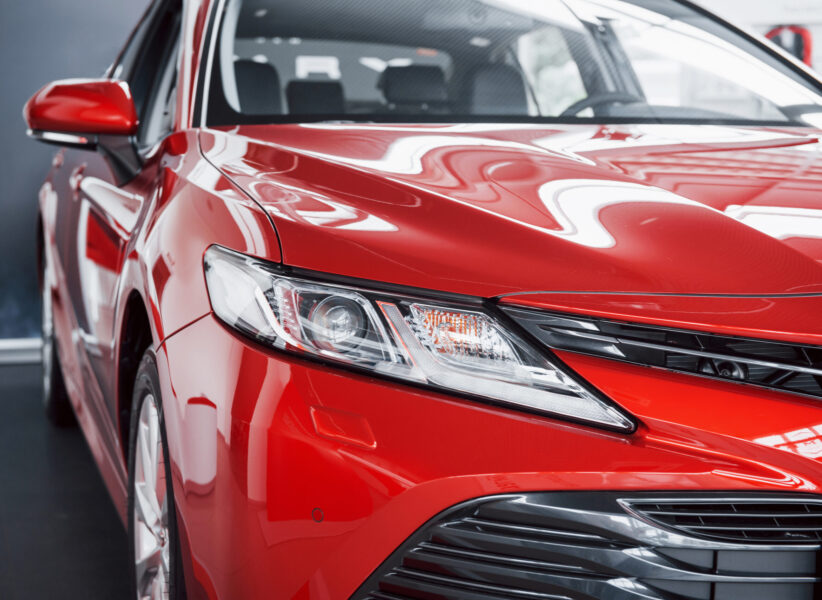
top-left (756, 424), bottom-right (822, 460)
top-left (283, 134), bottom-right (587, 175)
top-left (725, 205), bottom-right (822, 241)
top-left (538, 179), bottom-right (704, 248)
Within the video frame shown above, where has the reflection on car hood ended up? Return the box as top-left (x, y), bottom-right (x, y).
top-left (200, 123), bottom-right (822, 299)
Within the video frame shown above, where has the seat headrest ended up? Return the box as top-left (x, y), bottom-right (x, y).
top-left (234, 60), bottom-right (282, 115)
top-left (467, 64), bottom-right (529, 116)
top-left (380, 65), bottom-right (447, 106)
top-left (286, 80), bottom-right (345, 115)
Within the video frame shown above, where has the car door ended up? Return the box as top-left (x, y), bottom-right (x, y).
top-left (50, 0), bottom-right (182, 457)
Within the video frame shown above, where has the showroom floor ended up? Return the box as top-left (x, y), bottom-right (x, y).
top-left (0, 364), bottom-right (129, 599)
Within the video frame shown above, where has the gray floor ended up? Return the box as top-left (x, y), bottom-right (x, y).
top-left (0, 364), bottom-right (129, 599)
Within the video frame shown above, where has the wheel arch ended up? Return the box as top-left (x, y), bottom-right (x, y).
top-left (116, 289), bottom-right (154, 462)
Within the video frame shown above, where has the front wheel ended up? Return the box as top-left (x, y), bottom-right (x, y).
top-left (127, 350), bottom-right (187, 600)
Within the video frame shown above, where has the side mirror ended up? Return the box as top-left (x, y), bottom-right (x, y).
top-left (25, 78), bottom-right (138, 144)
top-left (24, 79), bottom-right (141, 181)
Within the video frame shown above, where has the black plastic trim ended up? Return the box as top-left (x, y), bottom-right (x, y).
top-left (27, 130), bottom-right (142, 185)
top-left (503, 306), bottom-right (822, 404)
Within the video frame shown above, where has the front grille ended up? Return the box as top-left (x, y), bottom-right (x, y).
top-left (625, 498), bottom-right (822, 543)
top-left (502, 307), bottom-right (822, 400)
top-left (351, 492), bottom-right (822, 600)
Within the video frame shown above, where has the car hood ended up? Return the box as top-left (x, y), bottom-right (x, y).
top-left (200, 123), bottom-right (822, 300)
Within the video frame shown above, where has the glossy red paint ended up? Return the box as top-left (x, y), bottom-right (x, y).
top-left (24, 78), bottom-right (138, 136)
top-left (201, 123), bottom-right (822, 297)
top-left (157, 315), bottom-right (822, 599)
top-left (27, 1), bottom-right (822, 599)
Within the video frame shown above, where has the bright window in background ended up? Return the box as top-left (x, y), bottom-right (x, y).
top-left (517, 26), bottom-right (589, 116)
top-left (611, 15), bottom-right (787, 121)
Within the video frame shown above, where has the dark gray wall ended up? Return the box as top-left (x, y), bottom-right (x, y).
top-left (0, 0), bottom-right (149, 338)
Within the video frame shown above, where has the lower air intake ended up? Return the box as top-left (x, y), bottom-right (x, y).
top-left (351, 492), bottom-right (822, 600)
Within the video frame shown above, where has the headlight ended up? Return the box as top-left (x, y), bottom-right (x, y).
top-left (204, 245), bottom-right (633, 432)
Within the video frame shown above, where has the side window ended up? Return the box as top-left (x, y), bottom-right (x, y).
top-left (134, 5), bottom-right (182, 147)
top-left (110, 6), bottom-right (154, 82)
top-left (111, 0), bottom-right (182, 147)
top-left (139, 26), bottom-right (181, 146)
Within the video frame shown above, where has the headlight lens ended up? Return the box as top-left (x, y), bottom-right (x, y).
top-left (204, 245), bottom-right (633, 431)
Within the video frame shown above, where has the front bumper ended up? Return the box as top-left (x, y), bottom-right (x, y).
top-left (157, 314), bottom-right (822, 599)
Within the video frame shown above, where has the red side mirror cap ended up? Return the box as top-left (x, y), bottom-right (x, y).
top-left (24, 78), bottom-right (138, 141)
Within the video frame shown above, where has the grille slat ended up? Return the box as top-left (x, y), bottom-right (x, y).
top-left (387, 568), bottom-right (571, 599)
top-left (627, 498), bottom-right (822, 543)
top-left (352, 493), bottom-right (822, 600)
top-left (503, 308), bottom-right (822, 401)
top-left (683, 525), bottom-right (821, 532)
top-left (642, 511), bottom-right (820, 518)
top-left (421, 540), bottom-right (606, 577)
top-left (459, 517), bottom-right (618, 546)
top-left (416, 541), bottom-right (602, 575)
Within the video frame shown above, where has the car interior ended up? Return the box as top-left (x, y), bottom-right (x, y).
top-left (229, 48), bottom-right (531, 118)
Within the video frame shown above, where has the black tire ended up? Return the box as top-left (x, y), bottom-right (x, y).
top-left (41, 256), bottom-right (75, 427)
top-left (127, 350), bottom-right (187, 600)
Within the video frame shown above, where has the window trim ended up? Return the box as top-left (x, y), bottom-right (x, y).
top-left (195, 0), bottom-right (228, 127)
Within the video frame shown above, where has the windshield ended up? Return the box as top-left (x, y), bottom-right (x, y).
top-left (203, 0), bottom-right (822, 126)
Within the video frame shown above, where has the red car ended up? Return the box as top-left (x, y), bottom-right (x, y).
top-left (24, 0), bottom-right (822, 598)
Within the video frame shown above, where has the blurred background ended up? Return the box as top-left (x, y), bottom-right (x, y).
top-left (0, 0), bottom-right (819, 345)
top-left (0, 0), bottom-right (148, 341)
top-left (1, 6), bottom-right (150, 597)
